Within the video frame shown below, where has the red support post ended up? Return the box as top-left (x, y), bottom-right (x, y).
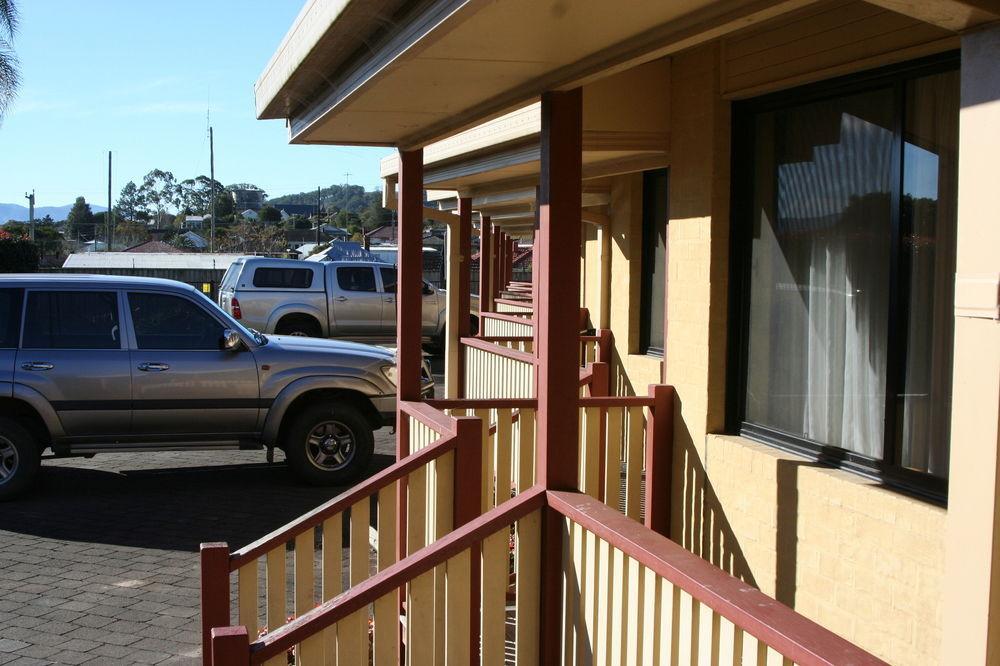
top-left (535, 88), bottom-right (583, 665)
top-left (644, 384), bottom-right (675, 537)
top-left (479, 216), bottom-right (493, 317)
top-left (491, 226), bottom-right (502, 300)
top-left (396, 148), bottom-right (423, 657)
top-left (210, 626), bottom-right (249, 666)
top-left (506, 237), bottom-right (515, 289)
top-left (453, 415), bottom-right (483, 660)
top-left (200, 543), bottom-right (231, 666)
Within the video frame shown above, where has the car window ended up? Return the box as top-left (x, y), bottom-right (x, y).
top-left (379, 267), bottom-right (397, 293)
top-left (253, 267), bottom-right (314, 289)
top-left (220, 262), bottom-right (242, 291)
top-left (128, 292), bottom-right (226, 350)
top-left (337, 267), bottom-right (376, 292)
top-left (23, 291), bottom-right (120, 350)
top-left (0, 288), bottom-right (23, 348)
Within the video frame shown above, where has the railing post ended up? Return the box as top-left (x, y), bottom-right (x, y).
top-left (454, 415), bottom-right (484, 661)
top-left (596, 329), bottom-right (613, 365)
top-left (200, 542), bottom-right (231, 666)
top-left (644, 384), bottom-right (675, 537)
top-left (479, 215), bottom-right (494, 318)
top-left (210, 626), bottom-right (249, 666)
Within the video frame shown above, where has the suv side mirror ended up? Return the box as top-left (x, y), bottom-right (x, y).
top-left (221, 328), bottom-right (242, 351)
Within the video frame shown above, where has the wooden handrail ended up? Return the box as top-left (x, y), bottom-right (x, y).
top-left (249, 487), bottom-right (547, 663)
top-left (400, 399), bottom-right (459, 435)
top-left (480, 311), bottom-right (534, 324)
top-left (495, 297), bottom-right (533, 308)
top-left (461, 336), bottom-right (536, 365)
top-left (546, 491), bottom-right (888, 666)
top-left (479, 335), bottom-right (533, 343)
top-left (229, 427), bottom-right (460, 570)
top-left (425, 398), bottom-right (537, 410)
top-left (578, 395), bottom-right (655, 408)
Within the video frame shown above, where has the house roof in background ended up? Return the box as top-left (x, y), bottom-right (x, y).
top-left (63, 253), bottom-right (246, 270)
top-left (124, 240), bottom-right (182, 254)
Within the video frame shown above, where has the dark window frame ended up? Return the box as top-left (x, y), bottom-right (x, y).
top-left (337, 266), bottom-right (378, 293)
top-left (22, 289), bottom-right (123, 351)
top-left (727, 52), bottom-right (959, 504)
top-left (639, 168), bottom-right (669, 357)
top-left (127, 291), bottom-right (227, 351)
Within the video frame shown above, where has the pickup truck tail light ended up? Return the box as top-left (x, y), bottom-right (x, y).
top-left (231, 297), bottom-right (243, 319)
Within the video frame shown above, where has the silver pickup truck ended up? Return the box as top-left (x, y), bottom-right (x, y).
top-left (0, 274), bottom-right (433, 499)
top-left (219, 257), bottom-right (478, 347)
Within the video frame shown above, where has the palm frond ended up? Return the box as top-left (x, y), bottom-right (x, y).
top-left (0, 0), bottom-right (17, 40)
top-left (0, 37), bottom-right (19, 117)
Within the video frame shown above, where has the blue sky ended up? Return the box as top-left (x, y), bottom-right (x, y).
top-left (0, 1), bottom-right (393, 207)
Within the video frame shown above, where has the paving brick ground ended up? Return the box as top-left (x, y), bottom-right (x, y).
top-left (0, 418), bottom-right (402, 665)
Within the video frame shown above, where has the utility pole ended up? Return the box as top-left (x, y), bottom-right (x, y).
top-left (343, 172), bottom-right (352, 186)
top-left (24, 190), bottom-right (34, 241)
top-left (107, 151), bottom-right (113, 251)
top-left (315, 186), bottom-right (321, 246)
top-left (209, 127), bottom-right (216, 253)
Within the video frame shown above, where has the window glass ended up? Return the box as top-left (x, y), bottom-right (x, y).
top-left (899, 69), bottom-right (959, 478)
top-left (337, 267), bottom-right (376, 292)
top-left (220, 262), bottom-right (242, 291)
top-left (739, 64), bottom-right (958, 483)
top-left (23, 291), bottom-right (120, 349)
top-left (253, 267), bottom-right (314, 289)
top-left (641, 169), bottom-right (668, 355)
top-left (380, 267), bottom-right (397, 293)
top-left (0, 289), bottom-right (23, 348)
top-left (128, 292), bottom-right (224, 350)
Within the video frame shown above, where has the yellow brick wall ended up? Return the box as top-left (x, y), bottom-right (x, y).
top-left (584, 42), bottom-right (950, 666)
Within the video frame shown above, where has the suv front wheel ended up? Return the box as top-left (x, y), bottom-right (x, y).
top-left (0, 418), bottom-right (40, 501)
top-left (284, 402), bottom-right (374, 486)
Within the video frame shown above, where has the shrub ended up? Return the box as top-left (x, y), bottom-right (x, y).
top-left (0, 230), bottom-right (40, 273)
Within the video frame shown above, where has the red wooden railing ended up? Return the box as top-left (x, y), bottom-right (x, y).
top-left (209, 487), bottom-right (886, 665)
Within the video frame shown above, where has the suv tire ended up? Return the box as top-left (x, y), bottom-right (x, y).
top-left (284, 401), bottom-right (374, 486)
top-left (0, 418), bottom-right (40, 501)
top-left (276, 315), bottom-right (322, 338)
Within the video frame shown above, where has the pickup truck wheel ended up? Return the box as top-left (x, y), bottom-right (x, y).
top-left (276, 316), bottom-right (321, 338)
top-left (285, 402), bottom-right (374, 486)
top-left (0, 418), bottom-right (40, 501)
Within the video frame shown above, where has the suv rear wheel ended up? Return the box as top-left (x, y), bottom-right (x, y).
top-left (0, 418), bottom-right (40, 500)
top-left (284, 402), bottom-right (374, 486)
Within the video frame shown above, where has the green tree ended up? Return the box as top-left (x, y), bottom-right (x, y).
top-left (0, 229), bottom-right (38, 272)
top-left (138, 169), bottom-right (180, 228)
top-left (66, 196), bottom-right (95, 241)
top-left (115, 180), bottom-right (143, 223)
top-left (258, 205), bottom-right (281, 223)
top-left (0, 0), bottom-right (19, 120)
top-left (178, 175), bottom-right (223, 214)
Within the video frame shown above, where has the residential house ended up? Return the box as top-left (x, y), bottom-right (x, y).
top-left (199, 2), bottom-right (1000, 665)
top-left (240, 209), bottom-right (259, 221)
top-left (182, 214), bottom-right (210, 230)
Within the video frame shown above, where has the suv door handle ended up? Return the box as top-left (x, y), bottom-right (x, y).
top-left (137, 362), bottom-right (170, 372)
top-left (334, 296), bottom-right (348, 302)
top-left (21, 361), bottom-right (53, 371)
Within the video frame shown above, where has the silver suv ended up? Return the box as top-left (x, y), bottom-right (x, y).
top-left (0, 275), bottom-right (432, 499)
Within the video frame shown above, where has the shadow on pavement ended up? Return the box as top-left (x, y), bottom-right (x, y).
top-left (0, 453), bottom-right (396, 553)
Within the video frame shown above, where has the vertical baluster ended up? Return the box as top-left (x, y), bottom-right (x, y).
top-left (573, 520), bottom-right (587, 663)
top-left (562, 518), bottom-right (575, 664)
top-left (595, 537), bottom-right (611, 666)
top-left (626, 406), bottom-right (644, 520)
top-left (583, 529), bottom-right (598, 661)
top-left (642, 566), bottom-right (660, 666)
top-left (237, 560), bottom-right (258, 640)
top-left (475, 408), bottom-right (491, 513)
top-left (481, 528), bottom-right (509, 666)
top-left (583, 406), bottom-right (600, 498)
top-left (434, 451), bottom-right (455, 665)
top-left (625, 557), bottom-right (644, 665)
top-left (409, 570), bottom-right (435, 666)
top-left (266, 546), bottom-right (287, 632)
top-left (605, 407), bottom-right (623, 512)
top-left (444, 550), bottom-right (471, 666)
top-left (408, 464), bottom-right (427, 555)
top-left (377, 483), bottom-right (396, 572)
top-left (610, 546), bottom-right (627, 665)
top-left (294, 529), bottom-right (316, 665)
top-left (322, 514), bottom-right (341, 666)
top-left (496, 409), bottom-right (512, 504)
top-left (373, 592), bottom-right (397, 666)
top-left (518, 409), bottom-right (536, 491)
top-left (337, 610), bottom-right (367, 664)
top-left (515, 510), bottom-right (540, 666)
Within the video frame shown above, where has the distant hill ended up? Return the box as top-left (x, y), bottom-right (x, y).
top-left (0, 202), bottom-right (108, 223)
top-left (270, 184), bottom-right (380, 214)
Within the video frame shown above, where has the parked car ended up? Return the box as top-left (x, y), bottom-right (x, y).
top-left (0, 275), bottom-right (433, 499)
top-left (218, 257), bottom-right (478, 347)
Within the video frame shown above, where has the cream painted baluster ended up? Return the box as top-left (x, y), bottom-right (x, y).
top-left (474, 408), bottom-right (491, 513)
top-left (409, 570), bottom-right (435, 666)
top-left (348, 499), bottom-right (370, 660)
top-left (582, 406), bottom-right (600, 498)
top-left (237, 561), bottom-right (258, 640)
top-left (481, 528), bottom-right (508, 666)
top-left (433, 451), bottom-right (455, 665)
top-left (515, 510), bottom-right (540, 666)
top-left (605, 407), bottom-right (623, 513)
top-left (444, 550), bottom-right (471, 666)
top-left (337, 610), bottom-right (366, 664)
top-left (610, 546), bottom-right (627, 665)
top-left (496, 409), bottom-right (512, 504)
top-left (295, 530), bottom-right (320, 663)
top-left (582, 529), bottom-right (598, 661)
top-left (322, 514), bottom-right (342, 666)
top-left (299, 632), bottom-right (325, 666)
top-left (266, 547), bottom-right (287, 633)
top-left (642, 566), bottom-right (661, 666)
top-left (517, 409), bottom-right (535, 492)
top-left (594, 537), bottom-right (611, 666)
top-left (625, 407), bottom-right (645, 521)
top-left (625, 557), bottom-right (645, 664)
